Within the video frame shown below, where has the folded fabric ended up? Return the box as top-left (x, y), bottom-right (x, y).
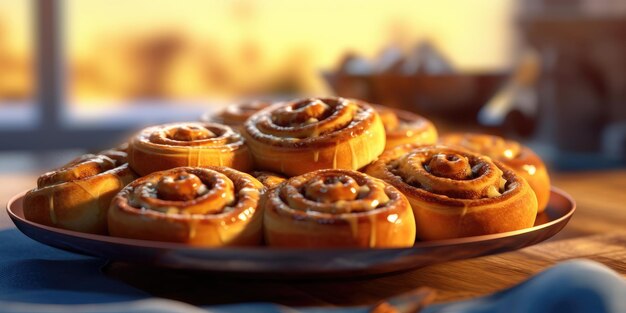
top-left (0, 229), bottom-right (147, 304)
top-left (423, 259), bottom-right (626, 313)
top-left (1, 228), bottom-right (625, 312)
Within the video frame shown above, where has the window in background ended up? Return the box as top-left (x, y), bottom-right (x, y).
top-left (63, 0), bottom-right (516, 126)
top-left (0, 0), bottom-right (35, 129)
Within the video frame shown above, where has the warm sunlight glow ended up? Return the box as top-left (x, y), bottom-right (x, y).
top-left (0, 0), bottom-right (516, 105)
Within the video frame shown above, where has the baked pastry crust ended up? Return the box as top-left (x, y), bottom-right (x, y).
top-left (108, 166), bottom-right (264, 246)
top-left (263, 169), bottom-right (416, 248)
top-left (201, 100), bottom-right (271, 130)
top-left (24, 150), bottom-right (137, 234)
top-left (439, 133), bottom-right (550, 213)
top-left (251, 171), bottom-right (286, 190)
top-left (128, 122), bottom-right (253, 176)
top-left (373, 105), bottom-right (438, 150)
top-left (243, 97), bottom-right (386, 176)
top-left (366, 144), bottom-right (538, 240)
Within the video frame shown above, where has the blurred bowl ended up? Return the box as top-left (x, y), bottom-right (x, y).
top-left (323, 72), bottom-right (507, 120)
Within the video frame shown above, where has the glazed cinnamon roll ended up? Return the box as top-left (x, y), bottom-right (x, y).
top-left (24, 152), bottom-right (137, 234)
top-left (439, 133), bottom-right (550, 213)
top-left (264, 169), bottom-right (416, 248)
top-left (251, 171), bottom-right (286, 190)
top-left (108, 166), bottom-right (264, 246)
top-left (373, 105), bottom-right (438, 150)
top-left (99, 143), bottom-right (129, 164)
top-left (243, 97), bottom-right (386, 176)
top-left (128, 122), bottom-right (253, 176)
top-left (201, 100), bottom-right (271, 129)
top-left (366, 145), bottom-right (538, 240)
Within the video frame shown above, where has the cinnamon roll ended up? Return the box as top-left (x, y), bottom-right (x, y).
top-left (439, 133), bottom-right (550, 213)
top-left (24, 152), bottom-right (137, 234)
top-left (128, 122), bottom-right (253, 176)
top-left (251, 171), bottom-right (286, 190)
top-left (201, 100), bottom-right (271, 129)
top-left (366, 145), bottom-right (538, 240)
top-left (243, 97), bottom-right (386, 176)
top-left (108, 166), bottom-right (264, 246)
top-left (264, 169), bottom-right (416, 248)
top-left (373, 105), bottom-right (438, 150)
top-left (99, 143), bottom-right (129, 164)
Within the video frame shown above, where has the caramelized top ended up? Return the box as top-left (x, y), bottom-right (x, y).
top-left (439, 133), bottom-right (548, 181)
top-left (440, 133), bottom-right (523, 161)
top-left (163, 125), bottom-right (216, 142)
top-left (122, 167), bottom-right (261, 217)
top-left (129, 168), bottom-right (234, 215)
top-left (244, 97), bottom-right (379, 148)
top-left (374, 105), bottom-right (436, 142)
top-left (37, 154), bottom-right (119, 188)
top-left (304, 174), bottom-right (361, 203)
top-left (155, 172), bottom-right (206, 201)
top-left (251, 171), bottom-right (286, 189)
top-left (272, 169), bottom-right (406, 215)
top-left (137, 122), bottom-right (244, 149)
top-left (381, 145), bottom-right (512, 200)
top-left (426, 153), bottom-right (473, 180)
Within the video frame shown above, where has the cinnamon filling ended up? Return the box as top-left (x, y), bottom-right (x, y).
top-left (247, 97), bottom-right (375, 147)
top-left (391, 148), bottom-right (508, 200)
top-left (280, 170), bottom-right (392, 214)
top-left (144, 123), bottom-right (238, 147)
top-left (156, 172), bottom-right (206, 201)
top-left (129, 168), bottom-right (237, 215)
top-left (304, 174), bottom-right (359, 203)
top-left (272, 98), bottom-right (332, 127)
top-left (426, 153), bottom-right (472, 180)
top-left (166, 125), bottom-right (216, 142)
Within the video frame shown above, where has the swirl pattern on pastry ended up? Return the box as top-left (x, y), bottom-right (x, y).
top-left (439, 133), bottom-right (550, 213)
top-left (24, 152), bottom-right (137, 234)
top-left (251, 171), bottom-right (286, 190)
top-left (243, 97), bottom-right (386, 176)
top-left (128, 122), bottom-right (253, 176)
top-left (263, 169), bottom-right (416, 248)
top-left (374, 105), bottom-right (438, 150)
top-left (108, 166), bottom-right (263, 246)
top-left (201, 100), bottom-right (272, 129)
top-left (99, 143), bottom-right (130, 164)
top-left (366, 145), bottom-right (537, 240)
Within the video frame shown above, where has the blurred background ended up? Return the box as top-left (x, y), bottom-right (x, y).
top-left (0, 0), bottom-right (624, 173)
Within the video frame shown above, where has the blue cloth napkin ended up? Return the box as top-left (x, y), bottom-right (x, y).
top-left (0, 229), bottom-right (147, 304)
top-left (423, 259), bottom-right (626, 313)
top-left (1, 228), bottom-right (625, 313)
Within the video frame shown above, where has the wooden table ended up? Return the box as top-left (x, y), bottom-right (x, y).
top-left (1, 170), bottom-right (625, 307)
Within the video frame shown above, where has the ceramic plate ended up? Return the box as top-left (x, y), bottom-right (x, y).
top-left (7, 188), bottom-right (575, 278)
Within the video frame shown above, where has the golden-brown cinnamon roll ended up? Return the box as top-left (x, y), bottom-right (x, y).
top-left (108, 166), bottom-right (264, 246)
top-left (243, 97), bottom-right (386, 176)
top-left (373, 105), bottom-right (438, 150)
top-left (201, 100), bottom-right (271, 129)
top-left (264, 169), bottom-right (416, 248)
top-left (439, 133), bottom-right (550, 213)
top-left (128, 122), bottom-right (253, 176)
top-left (24, 152), bottom-right (137, 234)
top-left (366, 145), bottom-right (538, 240)
top-left (99, 143), bottom-right (129, 164)
top-left (251, 171), bottom-right (286, 190)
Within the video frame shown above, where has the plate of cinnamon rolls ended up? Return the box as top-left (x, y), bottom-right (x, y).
top-left (6, 96), bottom-right (574, 276)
